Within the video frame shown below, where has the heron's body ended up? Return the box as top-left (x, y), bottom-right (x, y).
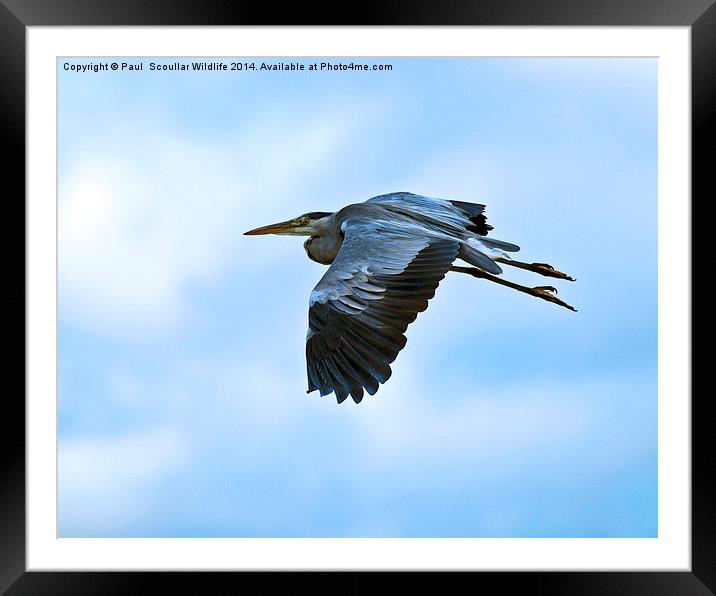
top-left (245, 192), bottom-right (575, 404)
top-left (303, 196), bottom-right (516, 271)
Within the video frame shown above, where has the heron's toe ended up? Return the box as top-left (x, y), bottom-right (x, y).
top-left (533, 263), bottom-right (575, 281)
top-left (531, 285), bottom-right (577, 312)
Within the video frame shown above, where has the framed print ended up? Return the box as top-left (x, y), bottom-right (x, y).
top-left (9, 1), bottom-right (709, 593)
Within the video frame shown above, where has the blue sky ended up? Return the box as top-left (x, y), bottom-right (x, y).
top-left (58, 57), bottom-right (657, 537)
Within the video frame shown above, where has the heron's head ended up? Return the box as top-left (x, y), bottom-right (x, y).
top-left (244, 212), bottom-right (333, 237)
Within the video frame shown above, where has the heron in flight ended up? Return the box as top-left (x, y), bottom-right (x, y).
top-left (245, 192), bottom-right (575, 404)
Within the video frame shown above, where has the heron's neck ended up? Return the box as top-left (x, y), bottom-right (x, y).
top-left (304, 217), bottom-right (342, 264)
top-left (309, 216), bottom-right (334, 237)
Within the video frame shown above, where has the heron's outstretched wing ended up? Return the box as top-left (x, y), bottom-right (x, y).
top-left (367, 192), bottom-right (482, 231)
top-left (367, 191), bottom-right (519, 251)
top-left (306, 220), bottom-right (460, 404)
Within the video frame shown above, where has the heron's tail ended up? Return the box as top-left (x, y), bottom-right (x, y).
top-left (478, 237), bottom-right (520, 252)
top-left (459, 240), bottom-right (503, 274)
top-left (459, 236), bottom-right (521, 274)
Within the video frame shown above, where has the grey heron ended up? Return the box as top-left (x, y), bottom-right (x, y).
top-left (245, 192), bottom-right (575, 404)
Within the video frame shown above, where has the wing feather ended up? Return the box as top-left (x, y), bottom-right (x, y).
top-left (306, 218), bottom-right (459, 403)
top-left (367, 192), bottom-right (520, 258)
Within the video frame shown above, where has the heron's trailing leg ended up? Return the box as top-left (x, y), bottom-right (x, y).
top-left (494, 257), bottom-right (575, 281)
top-left (450, 266), bottom-right (577, 312)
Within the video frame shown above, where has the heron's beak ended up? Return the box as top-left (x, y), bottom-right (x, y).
top-left (244, 219), bottom-right (299, 236)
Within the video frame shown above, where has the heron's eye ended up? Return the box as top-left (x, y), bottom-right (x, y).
top-left (301, 217), bottom-right (310, 226)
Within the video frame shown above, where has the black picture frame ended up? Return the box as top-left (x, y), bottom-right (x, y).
top-left (7, 1), bottom-right (708, 593)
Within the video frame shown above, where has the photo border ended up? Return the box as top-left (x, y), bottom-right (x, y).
top-left (9, 1), bottom-right (708, 593)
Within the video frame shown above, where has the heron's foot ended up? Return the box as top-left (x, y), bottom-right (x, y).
top-left (494, 257), bottom-right (576, 281)
top-left (530, 285), bottom-right (577, 311)
top-left (530, 263), bottom-right (576, 281)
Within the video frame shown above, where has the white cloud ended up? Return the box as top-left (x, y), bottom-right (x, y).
top-left (347, 361), bottom-right (589, 466)
top-left (59, 427), bottom-right (185, 536)
top-left (59, 345), bottom-right (655, 536)
top-left (59, 106), bottom-right (379, 340)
